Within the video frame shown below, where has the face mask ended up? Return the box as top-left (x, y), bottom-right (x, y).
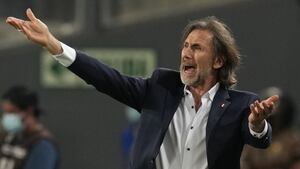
top-left (1, 113), bottom-right (24, 134)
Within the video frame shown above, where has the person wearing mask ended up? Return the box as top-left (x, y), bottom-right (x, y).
top-left (0, 85), bottom-right (60, 169)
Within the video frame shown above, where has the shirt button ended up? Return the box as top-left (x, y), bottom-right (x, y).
top-left (190, 126), bottom-right (194, 129)
top-left (191, 106), bottom-right (194, 109)
top-left (187, 148), bottom-right (190, 151)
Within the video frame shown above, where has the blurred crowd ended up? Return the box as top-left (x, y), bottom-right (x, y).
top-left (241, 87), bottom-right (300, 169)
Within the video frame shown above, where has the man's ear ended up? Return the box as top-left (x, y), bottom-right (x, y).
top-left (213, 56), bottom-right (224, 69)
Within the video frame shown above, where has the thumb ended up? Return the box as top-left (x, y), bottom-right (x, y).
top-left (26, 8), bottom-right (37, 21)
top-left (265, 95), bottom-right (279, 105)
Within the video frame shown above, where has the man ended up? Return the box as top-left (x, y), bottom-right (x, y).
top-left (6, 9), bottom-right (278, 169)
top-left (0, 86), bottom-right (59, 169)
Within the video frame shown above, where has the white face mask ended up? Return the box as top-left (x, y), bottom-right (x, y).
top-left (1, 113), bottom-right (24, 134)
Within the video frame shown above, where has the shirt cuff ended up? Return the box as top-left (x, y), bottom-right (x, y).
top-left (52, 42), bottom-right (76, 67)
top-left (249, 120), bottom-right (268, 139)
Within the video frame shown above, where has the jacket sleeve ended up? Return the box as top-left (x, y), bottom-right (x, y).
top-left (67, 50), bottom-right (148, 112)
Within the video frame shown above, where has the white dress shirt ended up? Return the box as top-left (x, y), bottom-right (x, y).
top-left (155, 83), bottom-right (220, 169)
top-left (52, 42), bottom-right (268, 169)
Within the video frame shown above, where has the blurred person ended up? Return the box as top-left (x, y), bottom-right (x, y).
top-left (241, 87), bottom-right (300, 169)
top-left (6, 9), bottom-right (279, 169)
top-left (121, 107), bottom-right (140, 169)
top-left (0, 86), bottom-right (60, 169)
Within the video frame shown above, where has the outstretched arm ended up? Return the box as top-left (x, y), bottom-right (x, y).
top-left (6, 9), bottom-right (149, 111)
top-left (248, 95), bottom-right (279, 132)
top-left (6, 8), bottom-right (62, 55)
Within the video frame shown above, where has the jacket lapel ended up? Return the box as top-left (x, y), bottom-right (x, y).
top-left (161, 84), bottom-right (184, 137)
top-left (155, 70), bottom-right (184, 156)
top-left (206, 85), bottom-right (231, 143)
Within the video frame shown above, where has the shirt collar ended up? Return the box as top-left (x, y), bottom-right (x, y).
top-left (184, 82), bottom-right (220, 101)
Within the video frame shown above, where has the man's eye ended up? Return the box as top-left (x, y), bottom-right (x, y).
top-left (183, 43), bottom-right (189, 48)
top-left (193, 45), bottom-right (202, 50)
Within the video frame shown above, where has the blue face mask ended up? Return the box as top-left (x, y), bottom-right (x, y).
top-left (1, 113), bottom-right (24, 134)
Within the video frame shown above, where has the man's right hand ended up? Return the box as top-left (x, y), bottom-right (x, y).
top-left (6, 8), bottom-right (63, 55)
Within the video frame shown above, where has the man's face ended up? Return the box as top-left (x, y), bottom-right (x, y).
top-left (180, 29), bottom-right (222, 87)
top-left (1, 101), bottom-right (26, 134)
top-left (1, 101), bottom-right (22, 114)
top-left (1, 101), bottom-right (26, 120)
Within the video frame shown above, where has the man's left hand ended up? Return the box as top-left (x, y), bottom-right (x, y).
top-left (248, 95), bottom-right (279, 132)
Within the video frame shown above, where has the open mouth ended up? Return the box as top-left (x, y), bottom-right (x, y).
top-left (183, 65), bottom-right (196, 74)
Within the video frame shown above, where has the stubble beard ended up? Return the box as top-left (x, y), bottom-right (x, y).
top-left (180, 65), bottom-right (211, 87)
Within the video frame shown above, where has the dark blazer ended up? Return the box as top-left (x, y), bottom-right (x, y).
top-left (68, 51), bottom-right (272, 169)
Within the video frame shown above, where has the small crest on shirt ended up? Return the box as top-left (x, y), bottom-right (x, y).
top-left (221, 103), bottom-right (225, 108)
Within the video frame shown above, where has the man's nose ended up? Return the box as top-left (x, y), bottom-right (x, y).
top-left (182, 48), bottom-right (193, 60)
